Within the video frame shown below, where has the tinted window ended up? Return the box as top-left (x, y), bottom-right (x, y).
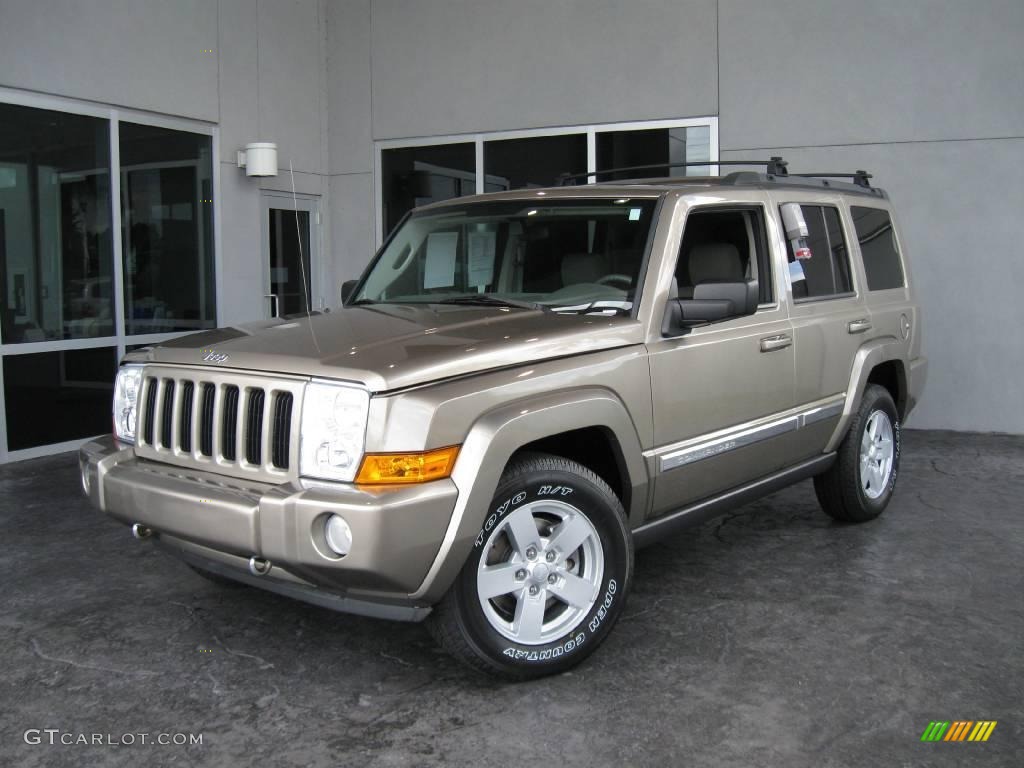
top-left (484, 134), bottom-right (586, 190)
top-left (380, 143), bottom-right (476, 236)
top-left (676, 207), bottom-right (773, 305)
top-left (3, 346), bottom-right (116, 450)
top-left (596, 125), bottom-right (712, 180)
top-left (852, 206), bottom-right (905, 290)
top-left (784, 205), bottom-right (853, 300)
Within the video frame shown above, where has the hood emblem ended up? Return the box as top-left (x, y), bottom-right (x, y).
top-left (201, 349), bottom-right (229, 364)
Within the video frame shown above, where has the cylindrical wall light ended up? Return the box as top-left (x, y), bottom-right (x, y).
top-left (236, 142), bottom-right (278, 177)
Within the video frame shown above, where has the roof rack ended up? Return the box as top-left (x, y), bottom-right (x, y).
top-left (556, 157), bottom-right (790, 186)
top-left (555, 156), bottom-right (878, 193)
top-left (790, 170), bottom-right (873, 188)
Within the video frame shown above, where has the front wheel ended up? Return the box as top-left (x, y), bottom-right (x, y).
top-left (814, 384), bottom-right (901, 523)
top-left (428, 452), bottom-right (633, 680)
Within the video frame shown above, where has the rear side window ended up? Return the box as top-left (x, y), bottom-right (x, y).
top-left (852, 206), bottom-right (905, 290)
top-left (783, 205), bottom-right (853, 301)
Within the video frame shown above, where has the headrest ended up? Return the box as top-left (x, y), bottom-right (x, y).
top-left (687, 243), bottom-right (743, 285)
top-left (561, 253), bottom-right (605, 285)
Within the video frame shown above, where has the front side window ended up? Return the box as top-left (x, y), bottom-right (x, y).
top-left (851, 206), bottom-right (904, 290)
top-left (675, 207), bottom-right (773, 305)
top-left (353, 198), bottom-right (658, 314)
top-left (783, 204), bottom-right (853, 300)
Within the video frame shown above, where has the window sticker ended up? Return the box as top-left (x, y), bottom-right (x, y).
top-left (628, 208), bottom-right (642, 221)
top-left (788, 260), bottom-right (806, 283)
top-left (424, 232), bottom-right (459, 289)
top-left (467, 231), bottom-right (497, 289)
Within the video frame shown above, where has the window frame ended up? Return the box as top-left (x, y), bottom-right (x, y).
top-left (0, 86), bottom-right (220, 462)
top-left (374, 116), bottom-right (719, 247)
top-left (779, 202), bottom-right (858, 304)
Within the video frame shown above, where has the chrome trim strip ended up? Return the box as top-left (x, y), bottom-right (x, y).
top-left (799, 400), bottom-right (844, 427)
top-left (659, 416), bottom-right (798, 472)
top-left (654, 395), bottom-right (846, 474)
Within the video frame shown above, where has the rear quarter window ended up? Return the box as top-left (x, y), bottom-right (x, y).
top-left (852, 207), bottom-right (905, 290)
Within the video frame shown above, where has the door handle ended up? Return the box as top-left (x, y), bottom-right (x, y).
top-left (264, 293), bottom-right (280, 318)
top-left (760, 334), bottom-right (792, 353)
top-left (847, 319), bottom-right (872, 334)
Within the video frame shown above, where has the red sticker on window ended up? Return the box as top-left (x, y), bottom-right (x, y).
top-left (795, 247), bottom-right (812, 260)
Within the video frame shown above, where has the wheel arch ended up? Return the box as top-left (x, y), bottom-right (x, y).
top-left (409, 388), bottom-right (649, 603)
top-left (826, 338), bottom-right (909, 453)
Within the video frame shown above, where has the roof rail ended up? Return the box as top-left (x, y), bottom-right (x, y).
top-left (556, 156), bottom-right (789, 186)
top-left (790, 170), bottom-right (873, 188)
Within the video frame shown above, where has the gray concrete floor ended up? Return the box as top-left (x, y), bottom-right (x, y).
top-left (1, 430), bottom-right (1021, 767)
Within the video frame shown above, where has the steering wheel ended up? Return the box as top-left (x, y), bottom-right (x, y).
top-left (596, 274), bottom-right (632, 289)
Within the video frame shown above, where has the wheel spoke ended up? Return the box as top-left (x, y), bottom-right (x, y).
top-left (877, 436), bottom-right (893, 460)
top-left (871, 462), bottom-right (884, 490)
top-left (547, 513), bottom-right (593, 560)
top-left (867, 413), bottom-right (879, 441)
top-left (503, 506), bottom-right (540, 559)
top-left (477, 563), bottom-right (522, 600)
top-left (549, 572), bottom-right (597, 609)
top-left (512, 591), bottom-right (547, 643)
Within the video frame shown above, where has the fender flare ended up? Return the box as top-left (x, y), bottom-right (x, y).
top-left (409, 387), bottom-right (648, 603)
top-left (825, 337), bottom-right (907, 452)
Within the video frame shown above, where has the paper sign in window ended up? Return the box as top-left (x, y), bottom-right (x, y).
top-left (467, 231), bottom-right (497, 288)
top-left (424, 232), bottom-right (459, 289)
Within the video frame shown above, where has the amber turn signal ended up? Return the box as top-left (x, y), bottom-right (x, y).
top-left (355, 445), bottom-right (460, 485)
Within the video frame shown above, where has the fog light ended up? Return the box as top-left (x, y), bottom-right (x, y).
top-left (324, 515), bottom-right (353, 556)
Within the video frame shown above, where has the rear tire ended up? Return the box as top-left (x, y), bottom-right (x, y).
top-left (814, 384), bottom-right (901, 523)
top-left (428, 452), bottom-right (633, 680)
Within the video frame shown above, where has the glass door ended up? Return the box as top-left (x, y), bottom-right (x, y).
top-left (261, 193), bottom-right (319, 318)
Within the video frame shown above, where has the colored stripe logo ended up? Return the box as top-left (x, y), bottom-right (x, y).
top-left (920, 721), bottom-right (997, 742)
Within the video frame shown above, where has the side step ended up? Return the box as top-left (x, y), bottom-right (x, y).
top-left (633, 453), bottom-right (835, 548)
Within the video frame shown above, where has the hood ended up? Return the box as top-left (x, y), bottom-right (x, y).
top-left (132, 305), bottom-right (643, 392)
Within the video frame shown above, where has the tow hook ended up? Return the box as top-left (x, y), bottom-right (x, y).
top-left (248, 557), bottom-right (272, 576)
top-left (131, 523), bottom-right (153, 540)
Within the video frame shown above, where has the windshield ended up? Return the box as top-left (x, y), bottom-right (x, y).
top-left (352, 198), bottom-right (658, 314)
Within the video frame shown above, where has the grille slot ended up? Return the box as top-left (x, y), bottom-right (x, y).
top-left (199, 383), bottom-right (216, 457)
top-left (159, 379), bottom-right (175, 449)
top-left (142, 377), bottom-right (158, 445)
top-left (245, 389), bottom-right (265, 465)
top-left (222, 385), bottom-right (239, 461)
top-left (272, 392), bottom-right (293, 469)
top-left (179, 381), bottom-right (194, 452)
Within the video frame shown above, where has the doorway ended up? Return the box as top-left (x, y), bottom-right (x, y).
top-left (261, 192), bottom-right (320, 319)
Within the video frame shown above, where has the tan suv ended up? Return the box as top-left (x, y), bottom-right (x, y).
top-left (80, 158), bottom-right (927, 679)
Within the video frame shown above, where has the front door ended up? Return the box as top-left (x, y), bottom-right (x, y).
top-left (261, 193), bottom-right (319, 318)
top-left (647, 204), bottom-right (797, 517)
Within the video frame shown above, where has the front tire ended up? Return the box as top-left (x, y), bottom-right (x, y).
top-left (814, 384), bottom-right (901, 523)
top-left (428, 452), bottom-right (633, 680)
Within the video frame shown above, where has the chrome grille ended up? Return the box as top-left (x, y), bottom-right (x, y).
top-left (134, 366), bottom-right (305, 483)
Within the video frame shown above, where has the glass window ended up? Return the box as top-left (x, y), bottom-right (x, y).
top-left (852, 206), bottom-right (905, 291)
top-left (3, 346), bottom-right (116, 450)
top-left (0, 103), bottom-right (113, 343)
top-left (784, 205), bottom-right (853, 301)
top-left (676, 207), bottom-right (773, 305)
top-left (596, 125), bottom-right (711, 180)
top-left (381, 143), bottom-right (475, 237)
top-left (484, 134), bottom-right (586, 190)
top-left (119, 122), bottom-right (215, 336)
top-left (354, 198), bottom-right (658, 315)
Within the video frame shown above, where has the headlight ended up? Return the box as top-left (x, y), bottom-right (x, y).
top-left (112, 364), bottom-right (144, 443)
top-left (299, 381), bottom-right (370, 482)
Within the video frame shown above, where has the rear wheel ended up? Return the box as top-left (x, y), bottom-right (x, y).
top-left (814, 384), bottom-right (901, 523)
top-left (428, 452), bottom-right (633, 680)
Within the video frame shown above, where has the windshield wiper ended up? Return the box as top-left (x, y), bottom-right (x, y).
top-left (347, 298), bottom-right (377, 306)
top-left (553, 301), bottom-right (631, 316)
top-left (436, 295), bottom-right (549, 312)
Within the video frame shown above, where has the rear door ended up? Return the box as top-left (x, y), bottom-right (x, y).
top-left (776, 197), bottom-right (866, 457)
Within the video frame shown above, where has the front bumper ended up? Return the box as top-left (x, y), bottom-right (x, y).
top-left (80, 435), bottom-right (459, 621)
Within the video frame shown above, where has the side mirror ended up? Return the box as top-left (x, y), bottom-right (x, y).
top-left (662, 280), bottom-right (758, 336)
top-left (340, 279), bottom-right (359, 305)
